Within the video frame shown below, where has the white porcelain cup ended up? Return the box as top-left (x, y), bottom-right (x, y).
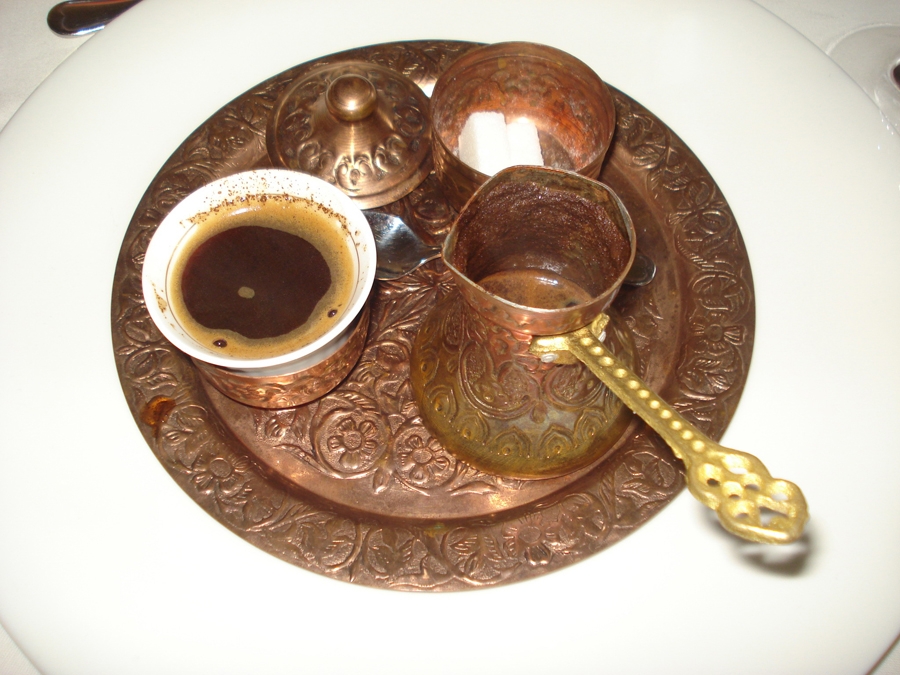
top-left (142, 169), bottom-right (376, 402)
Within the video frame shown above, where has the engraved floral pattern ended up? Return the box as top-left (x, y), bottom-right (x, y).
top-left (412, 289), bottom-right (636, 477)
top-left (323, 414), bottom-right (384, 472)
top-left (270, 62), bottom-right (430, 193)
top-left (111, 41), bottom-right (753, 591)
top-left (503, 515), bottom-right (554, 566)
top-left (393, 425), bottom-right (455, 488)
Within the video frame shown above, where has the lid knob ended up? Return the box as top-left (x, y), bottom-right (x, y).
top-left (325, 74), bottom-right (378, 122)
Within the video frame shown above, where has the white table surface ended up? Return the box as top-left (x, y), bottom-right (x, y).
top-left (1, 1), bottom-right (899, 673)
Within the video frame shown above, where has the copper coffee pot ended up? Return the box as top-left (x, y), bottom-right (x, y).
top-left (411, 166), bottom-right (808, 545)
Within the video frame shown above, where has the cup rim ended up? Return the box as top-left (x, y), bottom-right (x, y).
top-left (142, 168), bottom-right (376, 370)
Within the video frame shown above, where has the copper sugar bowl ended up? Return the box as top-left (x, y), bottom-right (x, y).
top-left (430, 42), bottom-right (617, 211)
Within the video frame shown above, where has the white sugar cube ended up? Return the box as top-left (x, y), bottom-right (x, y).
top-left (458, 111), bottom-right (510, 176)
top-left (506, 117), bottom-right (544, 166)
top-left (457, 111), bottom-right (545, 175)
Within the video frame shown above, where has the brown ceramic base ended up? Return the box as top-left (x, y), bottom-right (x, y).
top-left (112, 41), bottom-right (754, 591)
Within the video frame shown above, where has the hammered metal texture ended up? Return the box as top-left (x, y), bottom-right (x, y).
top-left (111, 41), bottom-right (755, 591)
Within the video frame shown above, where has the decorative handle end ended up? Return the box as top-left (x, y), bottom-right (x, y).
top-left (689, 450), bottom-right (808, 544)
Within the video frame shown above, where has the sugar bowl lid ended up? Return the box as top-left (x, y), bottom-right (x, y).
top-left (267, 61), bottom-right (432, 209)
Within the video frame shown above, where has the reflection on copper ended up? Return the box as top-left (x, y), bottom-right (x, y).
top-left (205, 271), bottom-right (639, 519)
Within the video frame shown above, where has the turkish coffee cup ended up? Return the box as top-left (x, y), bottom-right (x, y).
top-left (142, 169), bottom-right (376, 408)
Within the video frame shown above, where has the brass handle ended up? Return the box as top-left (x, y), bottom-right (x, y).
top-left (530, 314), bottom-right (808, 544)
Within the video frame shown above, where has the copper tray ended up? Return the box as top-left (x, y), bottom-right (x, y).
top-left (112, 41), bottom-right (754, 591)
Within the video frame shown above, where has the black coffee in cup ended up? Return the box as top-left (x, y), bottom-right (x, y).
top-left (168, 194), bottom-right (355, 361)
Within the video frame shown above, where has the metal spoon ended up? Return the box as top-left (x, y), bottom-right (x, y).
top-left (364, 211), bottom-right (441, 280)
top-left (47, 0), bottom-right (141, 36)
top-left (365, 210), bottom-right (657, 285)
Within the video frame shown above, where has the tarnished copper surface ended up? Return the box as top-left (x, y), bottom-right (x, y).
top-left (409, 168), bottom-right (638, 479)
top-left (193, 305), bottom-right (370, 409)
top-left (410, 290), bottom-right (637, 480)
top-left (112, 41), bottom-right (755, 591)
top-left (431, 42), bottom-right (617, 210)
top-left (267, 61), bottom-right (432, 208)
top-left (206, 296), bottom-right (638, 519)
top-left (441, 167), bottom-right (635, 336)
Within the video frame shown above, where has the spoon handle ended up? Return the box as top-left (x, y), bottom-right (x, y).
top-left (48, 0), bottom-right (141, 36)
top-left (531, 314), bottom-right (808, 544)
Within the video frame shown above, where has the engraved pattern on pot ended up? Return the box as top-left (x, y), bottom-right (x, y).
top-left (412, 286), bottom-right (637, 477)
